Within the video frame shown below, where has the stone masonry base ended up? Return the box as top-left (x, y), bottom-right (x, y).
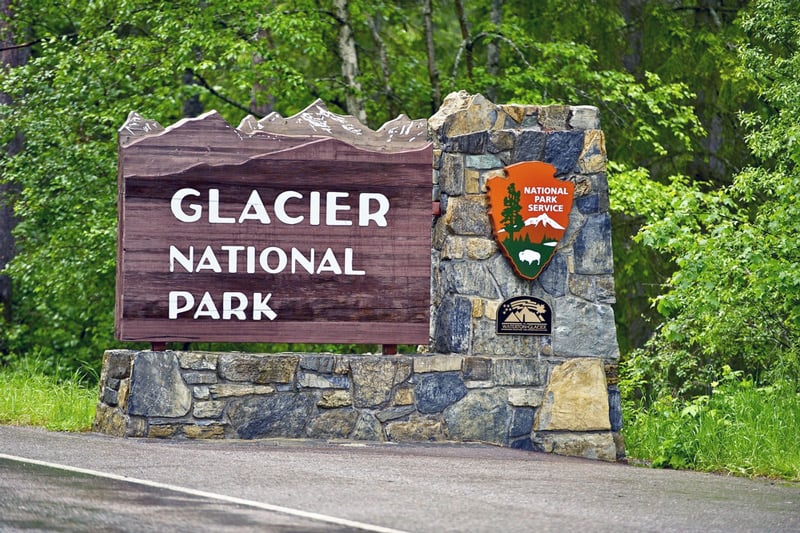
top-left (93, 350), bottom-right (624, 462)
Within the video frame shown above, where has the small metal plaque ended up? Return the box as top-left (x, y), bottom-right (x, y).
top-left (496, 296), bottom-right (552, 335)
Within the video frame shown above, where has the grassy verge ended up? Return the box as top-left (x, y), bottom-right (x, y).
top-left (0, 363), bottom-right (97, 432)
top-left (623, 371), bottom-right (800, 480)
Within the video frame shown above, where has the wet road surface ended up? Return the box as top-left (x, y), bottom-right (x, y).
top-left (0, 458), bottom-right (356, 532)
top-left (0, 425), bottom-right (798, 532)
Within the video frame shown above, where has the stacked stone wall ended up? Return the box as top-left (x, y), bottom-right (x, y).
top-left (94, 93), bottom-right (623, 461)
top-left (95, 349), bottom-right (618, 460)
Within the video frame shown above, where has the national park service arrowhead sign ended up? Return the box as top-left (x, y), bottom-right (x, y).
top-left (486, 161), bottom-right (574, 280)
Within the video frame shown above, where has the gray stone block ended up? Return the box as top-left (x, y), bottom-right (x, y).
top-left (511, 130), bottom-right (546, 163)
top-left (228, 393), bottom-right (316, 439)
top-left (444, 389), bottom-right (509, 445)
top-left (573, 213), bottom-right (614, 275)
top-left (544, 131), bottom-right (584, 175)
top-left (552, 297), bottom-right (620, 359)
top-left (128, 351), bottom-right (192, 418)
top-left (415, 373), bottom-right (468, 414)
top-left (433, 295), bottom-right (472, 354)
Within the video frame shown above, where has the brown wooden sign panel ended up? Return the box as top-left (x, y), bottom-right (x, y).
top-left (116, 103), bottom-right (432, 344)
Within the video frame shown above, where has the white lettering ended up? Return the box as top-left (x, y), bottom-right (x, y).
top-left (291, 248), bottom-right (315, 274)
top-left (259, 247), bottom-right (287, 274)
top-left (274, 191), bottom-right (304, 225)
top-left (344, 248), bottom-right (365, 275)
top-left (170, 245), bottom-right (193, 273)
top-left (194, 292), bottom-right (220, 319)
top-left (238, 190), bottom-right (271, 223)
top-left (169, 291), bottom-right (277, 320)
top-left (309, 191), bottom-right (321, 225)
top-left (316, 248), bottom-right (342, 274)
top-left (253, 292), bottom-right (277, 320)
top-left (171, 188), bottom-right (202, 222)
top-left (195, 246), bottom-right (222, 272)
top-left (326, 192), bottom-right (351, 226)
top-left (220, 245), bottom-right (245, 273)
top-left (208, 189), bottom-right (235, 224)
top-left (358, 193), bottom-right (390, 227)
top-left (223, 292), bottom-right (248, 320)
top-left (169, 291), bottom-right (194, 318)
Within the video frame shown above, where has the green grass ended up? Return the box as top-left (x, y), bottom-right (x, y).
top-left (623, 373), bottom-right (800, 480)
top-left (0, 363), bottom-right (97, 432)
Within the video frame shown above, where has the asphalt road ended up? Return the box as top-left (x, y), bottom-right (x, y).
top-left (0, 425), bottom-right (798, 532)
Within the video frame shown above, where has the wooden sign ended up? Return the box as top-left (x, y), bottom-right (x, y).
top-left (486, 161), bottom-right (574, 280)
top-left (116, 102), bottom-right (432, 344)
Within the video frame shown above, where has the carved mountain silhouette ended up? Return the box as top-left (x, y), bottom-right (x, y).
top-left (523, 213), bottom-right (565, 230)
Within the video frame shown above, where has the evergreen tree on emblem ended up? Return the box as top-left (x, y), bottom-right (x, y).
top-left (501, 183), bottom-right (524, 240)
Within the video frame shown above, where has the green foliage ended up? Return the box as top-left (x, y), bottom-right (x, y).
top-left (618, 0), bottom-right (800, 397)
top-left (500, 183), bottom-right (523, 238)
top-left (0, 358), bottom-right (97, 431)
top-left (0, 0), bottom-right (709, 379)
top-left (623, 367), bottom-right (800, 480)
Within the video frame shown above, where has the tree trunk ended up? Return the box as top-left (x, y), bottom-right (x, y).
top-left (454, 0), bottom-right (473, 81)
top-left (486, 0), bottom-right (501, 101)
top-left (0, 0), bottom-right (29, 329)
top-left (422, 0), bottom-right (441, 112)
top-left (366, 14), bottom-right (397, 118)
top-left (620, 0), bottom-right (645, 75)
top-left (333, 0), bottom-right (367, 125)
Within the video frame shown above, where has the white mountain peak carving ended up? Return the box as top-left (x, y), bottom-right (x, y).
top-left (524, 213), bottom-right (565, 230)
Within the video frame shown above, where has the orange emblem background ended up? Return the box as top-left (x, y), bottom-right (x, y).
top-left (486, 161), bottom-right (574, 280)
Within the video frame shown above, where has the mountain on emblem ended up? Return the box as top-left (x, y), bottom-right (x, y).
top-left (486, 161), bottom-right (574, 280)
top-left (524, 213), bottom-right (565, 230)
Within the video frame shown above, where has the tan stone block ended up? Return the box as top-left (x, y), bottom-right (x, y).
top-left (578, 130), bottom-right (607, 174)
top-left (183, 424), bottom-right (224, 439)
top-left (466, 168), bottom-right (481, 194)
top-left (147, 425), bottom-right (177, 438)
top-left (500, 104), bottom-right (538, 125)
top-left (441, 236), bottom-right (464, 259)
top-left (393, 387), bottom-right (414, 406)
top-left (385, 415), bottom-right (447, 442)
top-left (484, 300), bottom-right (500, 321)
top-left (177, 351), bottom-right (218, 370)
top-left (534, 358), bottom-right (610, 431)
top-left (92, 403), bottom-right (127, 437)
top-left (465, 238), bottom-right (497, 260)
top-left (193, 400), bottom-right (225, 418)
top-left (414, 355), bottom-right (463, 373)
top-left (539, 105), bottom-right (571, 130)
top-left (471, 297), bottom-right (485, 318)
top-left (508, 388), bottom-right (545, 407)
top-left (318, 390), bottom-right (353, 408)
top-left (440, 93), bottom-right (508, 136)
top-left (533, 431), bottom-right (617, 462)
top-left (117, 378), bottom-right (130, 410)
top-left (210, 384), bottom-right (275, 397)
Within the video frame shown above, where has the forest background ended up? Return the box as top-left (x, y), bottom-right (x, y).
top-left (0, 0), bottom-right (798, 478)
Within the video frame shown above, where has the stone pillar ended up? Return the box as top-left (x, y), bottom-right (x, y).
top-left (429, 92), bottom-right (622, 459)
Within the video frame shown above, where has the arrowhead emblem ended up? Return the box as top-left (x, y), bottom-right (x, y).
top-left (486, 161), bottom-right (574, 280)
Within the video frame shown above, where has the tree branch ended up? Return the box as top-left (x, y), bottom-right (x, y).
top-left (188, 69), bottom-right (262, 118)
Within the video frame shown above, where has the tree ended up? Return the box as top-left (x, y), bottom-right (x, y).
top-left (621, 0), bottom-right (800, 397)
top-left (0, 0), bottom-right (708, 377)
top-left (0, 0), bottom-right (28, 350)
top-left (501, 183), bottom-right (523, 240)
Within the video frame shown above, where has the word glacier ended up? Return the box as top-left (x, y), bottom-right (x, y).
top-left (171, 188), bottom-right (390, 227)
